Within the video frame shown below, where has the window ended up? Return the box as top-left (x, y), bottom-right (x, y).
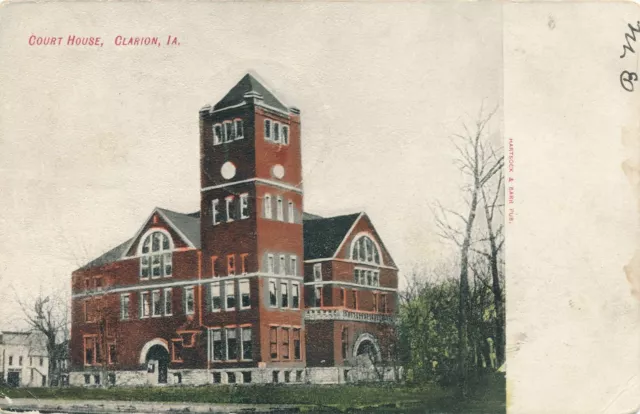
top-left (226, 328), bottom-right (238, 360)
top-left (240, 193), bottom-right (249, 219)
top-left (313, 263), bottom-right (322, 281)
top-left (264, 119), bottom-right (272, 140)
top-left (284, 371), bottom-right (290, 383)
top-left (282, 125), bottom-right (289, 145)
top-left (241, 327), bottom-right (252, 360)
top-left (227, 255), bottom-right (236, 276)
top-left (367, 270), bottom-right (373, 286)
top-left (84, 337), bottom-right (96, 365)
top-left (212, 199), bottom-right (220, 225)
top-left (84, 374), bottom-right (90, 385)
top-left (352, 290), bottom-right (357, 309)
top-left (224, 121), bottom-right (234, 142)
top-left (272, 371), bottom-right (279, 383)
top-left (293, 329), bottom-right (301, 360)
top-left (8, 356), bottom-right (12, 366)
top-left (120, 294), bottom-right (130, 320)
top-left (373, 292), bottom-right (378, 312)
top-left (240, 280), bottom-right (250, 309)
top-left (290, 256), bottom-right (297, 276)
top-left (84, 278), bottom-right (89, 290)
top-left (225, 196), bottom-right (234, 222)
top-left (351, 235), bottom-right (381, 265)
top-left (240, 254), bottom-right (248, 274)
top-left (141, 292), bottom-right (150, 318)
top-left (211, 282), bottom-right (221, 312)
top-left (213, 124), bottom-right (223, 145)
top-left (287, 200), bottom-right (294, 223)
top-left (19, 356), bottom-right (23, 366)
top-left (184, 286), bottom-right (195, 315)
top-left (382, 294), bottom-right (388, 313)
top-left (267, 254), bottom-right (275, 274)
top-left (269, 327), bottom-right (278, 359)
top-left (279, 255), bottom-right (286, 275)
top-left (276, 197), bottom-right (283, 221)
top-left (164, 288), bottom-right (173, 316)
top-left (225, 281), bottom-right (236, 310)
top-left (269, 280), bottom-right (278, 307)
top-left (341, 328), bottom-right (348, 360)
top-left (340, 288), bottom-right (346, 307)
top-left (292, 283), bottom-right (300, 309)
top-left (234, 119), bottom-right (244, 139)
top-left (280, 282), bottom-right (289, 308)
top-left (314, 286), bottom-right (322, 307)
top-left (264, 194), bottom-right (272, 219)
top-left (108, 344), bottom-right (117, 364)
top-left (139, 231), bottom-right (172, 279)
top-left (172, 340), bottom-right (183, 362)
top-left (242, 371), bottom-right (252, 383)
top-left (373, 272), bottom-right (380, 287)
top-left (273, 122), bottom-right (281, 143)
top-left (212, 329), bottom-right (223, 361)
top-left (94, 277), bottom-right (103, 290)
top-left (152, 290), bottom-right (162, 317)
top-left (281, 328), bottom-right (290, 360)
top-left (39, 357), bottom-right (43, 367)
top-left (227, 372), bottom-right (236, 384)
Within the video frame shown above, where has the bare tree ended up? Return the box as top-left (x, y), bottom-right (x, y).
top-left (15, 286), bottom-right (69, 387)
top-left (433, 105), bottom-right (503, 396)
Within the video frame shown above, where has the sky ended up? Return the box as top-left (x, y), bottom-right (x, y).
top-left (0, 2), bottom-right (503, 328)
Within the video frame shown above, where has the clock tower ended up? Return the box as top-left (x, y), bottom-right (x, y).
top-left (198, 73), bottom-right (305, 371)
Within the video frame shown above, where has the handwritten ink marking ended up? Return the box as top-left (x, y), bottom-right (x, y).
top-left (508, 138), bottom-right (515, 224)
top-left (621, 21), bottom-right (640, 59)
top-left (621, 71), bottom-right (638, 92)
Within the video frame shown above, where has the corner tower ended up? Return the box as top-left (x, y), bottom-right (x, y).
top-left (199, 73), bottom-right (305, 375)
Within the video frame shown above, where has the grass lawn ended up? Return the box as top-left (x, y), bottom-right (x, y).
top-left (0, 374), bottom-right (505, 413)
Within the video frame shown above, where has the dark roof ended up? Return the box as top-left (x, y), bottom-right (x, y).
top-left (303, 213), bottom-right (361, 260)
top-left (213, 73), bottom-right (288, 112)
top-left (79, 209), bottom-right (362, 270)
top-left (157, 208), bottom-right (201, 249)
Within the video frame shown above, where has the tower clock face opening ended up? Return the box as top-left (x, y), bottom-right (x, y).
top-left (272, 164), bottom-right (285, 179)
top-left (221, 161), bottom-right (237, 180)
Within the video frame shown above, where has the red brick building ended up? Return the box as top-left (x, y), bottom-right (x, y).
top-left (69, 74), bottom-right (399, 386)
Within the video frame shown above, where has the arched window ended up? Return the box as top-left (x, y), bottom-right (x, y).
top-left (351, 235), bottom-right (381, 265)
top-left (140, 231), bottom-right (173, 279)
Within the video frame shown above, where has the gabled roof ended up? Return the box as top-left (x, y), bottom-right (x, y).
top-left (213, 73), bottom-right (288, 112)
top-left (303, 213), bottom-right (362, 260)
top-left (79, 238), bottom-right (133, 271)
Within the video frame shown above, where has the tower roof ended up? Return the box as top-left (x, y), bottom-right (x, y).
top-left (213, 73), bottom-right (289, 112)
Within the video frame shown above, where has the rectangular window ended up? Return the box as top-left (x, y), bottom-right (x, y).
top-left (240, 193), bottom-right (249, 219)
top-left (240, 254), bottom-right (248, 274)
top-left (225, 281), bottom-right (236, 310)
top-left (240, 280), bottom-right (250, 309)
top-left (264, 194), bottom-right (272, 219)
top-left (269, 279), bottom-right (278, 307)
top-left (141, 292), bottom-right (150, 318)
top-left (164, 288), bottom-right (173, 316)
top-left (279, 255), bottom-right (286, 275)
top-left (341, 328), bottom-right (348, 360)
top-left (120, 294), bottom-right (130, 320)
top-left (287, 200), bottom-right (294, 223)
top-left (185, 287), bottom-right (195, 315)
top-left (212, 199), bottom-right (220, 225)
top-left (19, 356), bottom-right (23, 366)
top-left (282, 125), bottom-right (289, 145)
top-left (373, 292), bottom-right (378, 312)
top-left (163, 252), bottom-right (172, 277)
top-left (152, 290), bottom-right (162, 317)
top-left (269, 326), bottom-right (278, 359)
top-left (140, 256), bottom-right (150, 279)
top-left (292, 283), bottom-right (300, 309)
top-left (290, 256), bottom-right (297, 276)
top-left (224, 121), bottom-right (234, 141)
top-left (373, 271), bottom-right (379, 287)
top-left (151, 254), bottom-right (162, 278)
top-left (340, 288), bottom-right (346, 307)
top-left (273, 122), bottom-right (281, 143)
top-left (8, 356), bottom-right (12, 366)
top-left (281, 328), bottom-right (290, 360)
top-left (267, 254), bottom-right (275, 274)
top-left (213, 124), bottom-right (222, 145)
top-left (293, 329), bottom-right (301, 360)
top-left (172, 340), bottom-right (183, 362)
top-left (94, 277), bottom-right (103, 290)
top-left (280, 282), bottom-right (289, 308)
top-left (241, 327), bottom-right (252, 360)
top-left (264, 119), bottom-right (272, 140)
top-left (211, 282), bottom-right (221, 311)
top-left (226, 328), bottom-right (238, 360)
top-left (225, 196), bottom-right (234, 222)
top-left (227, 254), bottom-right (236, 276)
top-left (276, 197), bottom-right (284, 221)
top-left (314, 286), bottom-right (322, 307)
top-left (313, 263), bottom-right (322, 281)
top-left (235, 119), bottom-right (244, 139)
top-left (84, 337), bottom-right (96, 365)
top-left (212, 329), bottom-right (223, 361)
top-left (382, 294), bottom-right (388, 313)
top-left (367, 270), bottom-right (373, 286)
top-left (108, 344), bottom-right (117, 364)
top-left (352, 290), bottom-right (357, 310)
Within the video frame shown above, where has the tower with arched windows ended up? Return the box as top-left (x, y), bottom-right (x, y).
top-left (68, 73), bottom-right (398, 387)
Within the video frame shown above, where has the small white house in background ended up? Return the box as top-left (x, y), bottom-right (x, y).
top-left (0, 331), bottom-right (49, 387)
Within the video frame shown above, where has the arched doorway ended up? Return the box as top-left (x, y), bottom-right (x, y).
top-left (353, 333), bottom-right (381, 368)
top-left (140, 339), bottom-right (170, 385)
